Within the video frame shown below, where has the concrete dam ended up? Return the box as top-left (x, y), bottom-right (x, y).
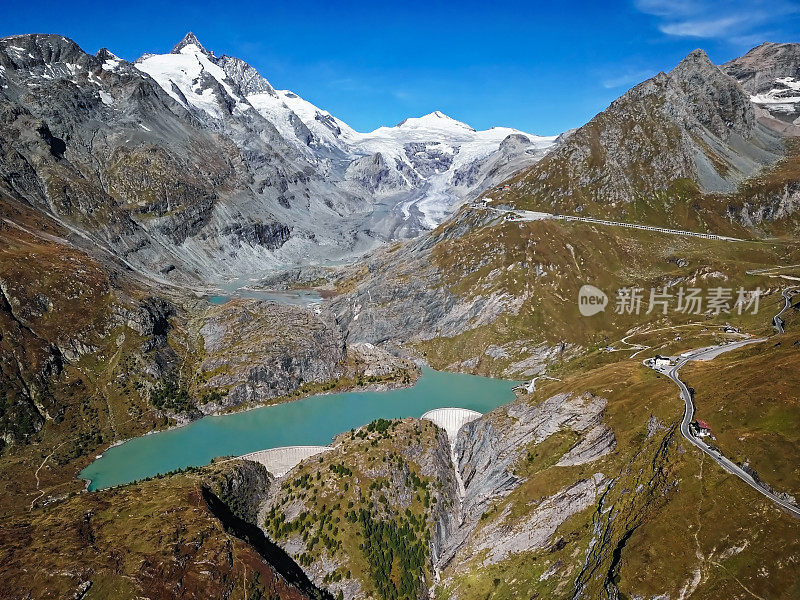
top-left (420, 407), bottom-right (483, 442)
top-left (239, 445), bottom-right (332, 477)
top-left (238, 408), bottom-right (484, 478)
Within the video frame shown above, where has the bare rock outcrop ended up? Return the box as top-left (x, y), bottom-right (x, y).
top-left (205, 458), bottom-right (274, 523)
top-left (724, 42), bottom-right (800, 129)
top-left (470, 473), bottom-right (609, 565)
top-left (198, 299), bottom-right (346, 410)
top-left (434, 392), bottom-right (614, 570)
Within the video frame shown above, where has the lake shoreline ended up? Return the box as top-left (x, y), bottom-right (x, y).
top-left (79, 369), bottom-right (424, 487)
top-left (80, 368), bottom-right (519, 491)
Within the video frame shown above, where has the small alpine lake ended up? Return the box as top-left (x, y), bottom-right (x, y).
top-left (206, 289), bottom-right (321, 306)
top-left (205, 278), bottom-right (322, 306)
top-left (80, 368), bottom-right (518, 491)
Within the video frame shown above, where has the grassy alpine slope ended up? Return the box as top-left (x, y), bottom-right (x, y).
top-left (433, 323), bottom-right (800, 600)
top-left (0, 459), bottom-right (333, 600)
top-left (263, 418), bottom-right (455, 600)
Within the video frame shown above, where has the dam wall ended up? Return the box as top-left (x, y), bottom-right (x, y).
top-left (239, 445), bottom-right (332, 478)
top-left (421, 407), bottom-right (483, 442)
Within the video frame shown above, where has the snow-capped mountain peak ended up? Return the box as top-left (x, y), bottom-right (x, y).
top-left (171, 32), bottom-right (212, 56)
top-left (135, 35), bottom-right (246, 119)
top-left (130, 34), bottom-right (556, 231)
top-left (396, 111), bottom-right (475, 133)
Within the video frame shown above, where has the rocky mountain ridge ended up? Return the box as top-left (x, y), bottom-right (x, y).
top-left (499, 48), bottom-right (786, 219)
top-left (724, 42), bottom-right (800, 132)
top-left (137, 33), bottom-right (556, 232)
top-left (0, 32), bottom-right (555, 286)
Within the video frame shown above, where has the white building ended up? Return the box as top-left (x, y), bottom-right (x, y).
top-left (653, 355), bottom-right (672, 367)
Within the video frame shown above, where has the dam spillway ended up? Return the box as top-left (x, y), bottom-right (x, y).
top-left (243, 408), bottom-right (485, 478)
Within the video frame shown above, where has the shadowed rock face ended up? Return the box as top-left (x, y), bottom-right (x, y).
top-left (203, 486), bottom-right (336, 600)
top-left (221, 221), bottom-right (292, 249)
top-left (724, 42), bottom-right (800, 129)
top-left (204, 459), bottom-right (274, 523)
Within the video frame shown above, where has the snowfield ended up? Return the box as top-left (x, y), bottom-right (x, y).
top-left (133, 36), bottom-right (556, 229)
top-left (750, 76), bottom-right (800, 115)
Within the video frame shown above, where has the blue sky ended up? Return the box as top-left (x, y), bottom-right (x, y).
top-left (2, 0), bottom-right (798, 134)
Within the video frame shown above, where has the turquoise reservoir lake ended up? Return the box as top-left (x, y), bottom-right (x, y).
top-left (80, 368), bottom-right (518, 491)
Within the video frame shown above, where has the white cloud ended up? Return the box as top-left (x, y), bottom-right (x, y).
top-left (634, 0), bottom-right (696, 18)
top-left (634, 0), bottom-right (798, 41)
top-left (659, 15), bottom-right (748, 38)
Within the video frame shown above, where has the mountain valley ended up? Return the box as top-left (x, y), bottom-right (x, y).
top-left (1, 30), bottom-right (800, 600)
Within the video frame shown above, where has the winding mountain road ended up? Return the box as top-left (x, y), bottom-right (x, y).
top-left (773, 287), bottom-right (798, 334)
top-left (487, 207), bottom-right (743, 242)
top-left (647, 336), bottom-right (800, 516)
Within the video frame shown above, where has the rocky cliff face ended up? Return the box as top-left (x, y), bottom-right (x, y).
top-left (728, 176), bottom-right (800, 230)
top-left (197, 300), bottom-right (346, 409)
top-left (506, 49), bottom-right (783, 217)
top-left (204, 458), bottom-right (274, 523)
top-left (724, 42), bottom-right (800, 131)
top-left (451, 132), bottom-right (552, 192)
top-left (329, 200), bottom-right (541, 351)
top-left (438, 393), bottom-right (614, 570)
top-left (344, 152), bottom-right (415, 196)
